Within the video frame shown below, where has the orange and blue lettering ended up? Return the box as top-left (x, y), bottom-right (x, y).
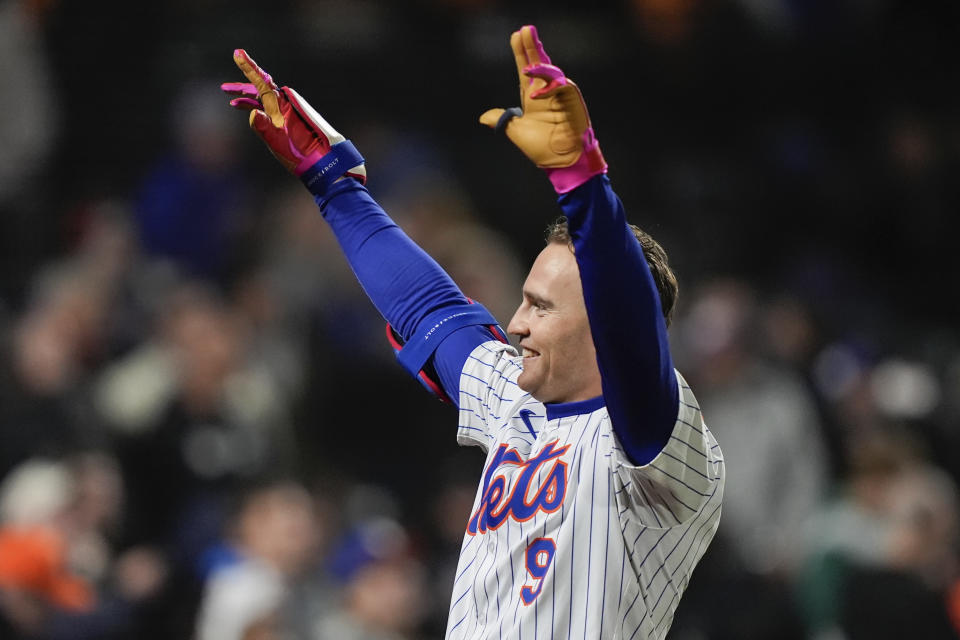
top-left (467, 441), bottom-right (570, 535)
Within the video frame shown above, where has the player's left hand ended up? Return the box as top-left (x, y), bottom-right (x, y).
top-left (221, 49), bottom-right (366, 188)
top-left (479, 25), bottom-right (607, 194)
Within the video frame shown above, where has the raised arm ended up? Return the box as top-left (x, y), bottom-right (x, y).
top-left (481, 26), bottom-right (678, 464)
top-left (222, 50), bottom-right (504, 402)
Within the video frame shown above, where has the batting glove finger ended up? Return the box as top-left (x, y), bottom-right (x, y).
top-left (221, 82), bottom-right (262, 110)
top-left (224, 49), bottom-right (367, 193)
top-left (523, 63), bottom-right (568, 100)
top-left (480, 25), bottom-right (607, 194)
top-left (220, 82), bottom-right (259, 98)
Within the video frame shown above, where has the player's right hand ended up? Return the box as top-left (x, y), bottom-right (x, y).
top-left (221, 49), bottom-right (366, 189)
top-left (479, 25), bottom-right (607, 194)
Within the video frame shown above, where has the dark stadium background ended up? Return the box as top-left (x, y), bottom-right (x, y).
top-left (0, 0), bottom-right (958, 638)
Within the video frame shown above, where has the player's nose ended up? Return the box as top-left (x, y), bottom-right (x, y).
top-left (507, 304), bottom-right (528, 338)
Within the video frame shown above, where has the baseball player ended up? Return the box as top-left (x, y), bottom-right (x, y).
top-left (223, 25), bottom-right (724, 639)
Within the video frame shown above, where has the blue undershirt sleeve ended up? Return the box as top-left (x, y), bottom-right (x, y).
top-left (316, 179), bottom-right (495, 401)
top-left (559, 175), bottom-right (679, 465)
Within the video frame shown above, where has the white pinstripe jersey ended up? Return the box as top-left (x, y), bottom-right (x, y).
top-left (447, 340), bottom-right (724, 640)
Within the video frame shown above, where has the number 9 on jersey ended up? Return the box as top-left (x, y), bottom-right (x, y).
top-left (521, 537), bottom-right (556, 605)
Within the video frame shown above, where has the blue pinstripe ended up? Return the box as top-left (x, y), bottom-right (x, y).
top-left (669, 434), bottom-right (706, 458)
top-left (648, 462), bottom-right (711, 497)
top-left (664, 487), bottom-right (698, 514)
top-left (568, 447), bottom-right (579, 639)
top-left (583, 425), bottom-right (600, 638)
top-left (468, 354), bottom-right (498, 369)
top-left (565, 415), bottom-right (592, 638)
top-left (678, 417), bottom-right (702, 434)
top-left (635, 482), bottom-right (663, 527)
top-left (659, 449), bottom-right (711, 480)
top-left (641, 486), bottom-right (722, 624)
top-left (619, 587), bottom-right (643, 638)
top-left (647, 479), bottom-right (681, 524)
top-left (650, 501), bottom-right (724, 634)
top-left (449, 612), bottom-right (468, 633)
top-left (449, 343), bottom-right (723, 640)
top-left (599, 470), bottom-right (611, 639)
top-left (461, 372), bottom-right (515, 404)
top-left (539, 518), bottom-right (554, 640)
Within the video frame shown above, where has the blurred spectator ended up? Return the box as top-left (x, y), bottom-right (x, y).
top-left (379, 167), bottom-right (525, 327)
top-left (0, 454), bottom-right (167, 639)
top-left (419, 458), bottom-right (481, 637)
top-left (134, 81), bottom-right (250, 282)
top-left (667, 279), bottom-right (828, 638)
top-left (316, 516), bottom-right (427, 640)
top-left (195, 480), bottom-right (321, 640)
top-left (799, 432), bottom-right (960, 639)
top-left (0, 0), bottom-right (61, 304)
top-left (255, 181), bottom-right (380, 366)
top-left (0, 458), bottom-right (93, 634)
top-left (95, 282), bottom-right (296, 563)
top-left (0, 2), bottom-right (956, 637)
top-left (231, 268), bottom-right (307, 404)
top-left (674, 278), bottom-right (829, 575)
top-left (62, 199), bottom-right (147, 353)
top-left (0, 0), bottom-right (58, 207)
top-left (0, 264), bottom-right (113, 479)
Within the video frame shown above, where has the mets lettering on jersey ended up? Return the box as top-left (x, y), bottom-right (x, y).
top-left (449, 341), bottom-right (725, 640)
top-left (467, 441), bottom-right (570, 535)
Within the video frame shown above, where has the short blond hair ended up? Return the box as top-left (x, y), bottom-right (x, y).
top-left (546, 217), bottom-right (678, 327)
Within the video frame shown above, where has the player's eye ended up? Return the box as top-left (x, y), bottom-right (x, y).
top-left (523, 293), bottom-right (550, 314)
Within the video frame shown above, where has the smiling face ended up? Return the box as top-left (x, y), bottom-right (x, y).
top-left (506, 242), bottom-right (602, 404)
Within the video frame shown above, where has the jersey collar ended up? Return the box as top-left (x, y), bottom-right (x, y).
top-left (544, 395), bottom-right (605, 421)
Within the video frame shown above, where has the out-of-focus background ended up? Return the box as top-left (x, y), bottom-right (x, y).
top-left (0, 0), bottom-right (958, 638)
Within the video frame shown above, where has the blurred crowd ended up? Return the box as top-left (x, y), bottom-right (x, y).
top-left (0, 0), bottom-right (958, 638)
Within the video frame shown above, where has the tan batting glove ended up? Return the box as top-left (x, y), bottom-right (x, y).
top-left (479, 25), bottom-right (607, 194)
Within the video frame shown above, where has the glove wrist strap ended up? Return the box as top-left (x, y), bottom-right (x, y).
top-left (299, 140), bottom-right (365, 196)
top-left (544, 128), bottom-right (607, 194)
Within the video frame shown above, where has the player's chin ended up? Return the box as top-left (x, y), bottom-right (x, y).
top-left (516, 369), bottom-right (533, 392)
top-left (516, 368), bottom-right (542, 396)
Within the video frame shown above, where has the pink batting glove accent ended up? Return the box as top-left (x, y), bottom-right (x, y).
top-left (226, 48), bottom-right (366, 185)
top-left (525, 25), bottom-right (552, 64)
top-left (233, 49), bottom-right (276, 91)
top-left (222, 83), bottom-right (262, 111)
top-left (544, 128), bottom-right (608, 194)
top-left (220, 82), bottom-right (259, 97)
top-left (524, 63), bottom-right (568, 99)
top-left (228, 97), bottom-right (261, 110)
top-left (293, 149), bottom-right (324, 176)
top-left (519, 25), bottom-right (554, 89)
top-left (248, 108), bottom-right (313, 175)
